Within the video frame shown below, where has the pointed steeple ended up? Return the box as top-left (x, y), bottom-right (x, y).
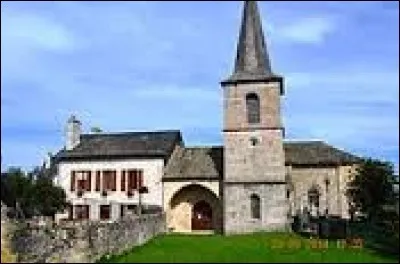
top-left (222, 1), bottom-right (282, 87)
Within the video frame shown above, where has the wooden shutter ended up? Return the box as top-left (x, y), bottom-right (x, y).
top-left (121, 170), bottom-right (126, 191)
top-left (68, 204), bottom-right (73, 220)
top-left (85, 205), bottom-right (90, 219)
top-left (108, 172), bottom-right (112, 190)
top-left (71, 171), bottom-right (76, 191)
top-left (102, 171), bottom-right (107, 190)
top-left (138, 170), bottom-right (143, 188)
top-left (112, 171), bottom-right (117, 191)
top-left (107, 171), bottom-right (111, 190)
top-left (96, 171), bottom-right (101, 191)
top-left (127, 170), bottom-right (133, 190)
top-left (133, 170), bottom-right (138, 190)
top-left (120, 204), bottom-right (124, 218)
top-left (86, 171), bottom-right (91, 191)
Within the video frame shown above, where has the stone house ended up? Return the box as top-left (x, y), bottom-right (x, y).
top-left (52, 1), bottom-right (360, 234)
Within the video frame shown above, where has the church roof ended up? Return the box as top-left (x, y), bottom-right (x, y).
top-left (221, 1), bottom-right (283, 86)
top-left (53, 130), bottom-right (182, 161)
top-left (163, 141), bottom-right (361, 180)
top-left (163, 146), bottom-right (223, 180)
top-left (283, 141), bottom-right (361, 166)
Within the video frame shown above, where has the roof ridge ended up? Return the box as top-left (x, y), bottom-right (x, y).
top-left (321, 143), bottom-right (360, 157)
top-left (82, 130), bottom-right (181, 137)
top-left (185, 145), bottom-right (223, 149)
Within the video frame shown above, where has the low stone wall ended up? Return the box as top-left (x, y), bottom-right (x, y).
top-left (11, 214), bottom-right (166, 263)
top-left (1, 203), bottom-right (18, 263)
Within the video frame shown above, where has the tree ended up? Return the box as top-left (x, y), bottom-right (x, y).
top-left (33, 177), bottom-right (67, 217)
top-left (29, 164), bottom-right (54, 181)
top-left (346, 158), bottom-right (399, 255)
top-left (1, 167), bottom-right (35, 218)
top-left (346, 158), bottom-right (397, 221)
top-left (1, 166), bottom-right (66, 219)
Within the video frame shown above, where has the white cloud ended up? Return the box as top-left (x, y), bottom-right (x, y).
top-left (275, 16), bottom-right (336, 44)
top-left (1, 11), bottom-right (76, 52)
top-left (282, 67), bottom-right (399, 171)
top-left (286, 72), bottom-right (399, 112)
top-left (131, 85), bottom-right (220, 101)
top-left (1, 8), bottom-right (79, 81)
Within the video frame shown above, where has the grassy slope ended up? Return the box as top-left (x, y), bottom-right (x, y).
top-left (100, 232), bottom-right (398, 263)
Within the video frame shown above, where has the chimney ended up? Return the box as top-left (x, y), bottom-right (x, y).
top-left (44, 152), bottom-right (52, 169)
top-left (66, 115), bottom-right (82, 150)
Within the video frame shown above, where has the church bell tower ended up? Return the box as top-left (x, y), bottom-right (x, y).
top-left (221, 1), bottom-right (288, 234)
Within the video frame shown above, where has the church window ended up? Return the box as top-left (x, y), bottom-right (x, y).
top-left (250, 194), bottom-right (261, 219)
top-left (308, 185), bottom-right (321, 212)
top-left (246, 93), bottom-right (260, 124)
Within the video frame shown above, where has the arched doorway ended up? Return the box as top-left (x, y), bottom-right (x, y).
top-left (167, 184), bottom-right (222, 233)
top-left (192, 200), bottom-right (212, 230)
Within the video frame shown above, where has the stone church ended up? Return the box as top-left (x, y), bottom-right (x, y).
top-left (52, 1), bottom-right (360, 234)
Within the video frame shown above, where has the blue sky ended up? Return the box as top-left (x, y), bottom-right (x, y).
top-left (1, 1), bottom-right (399, 173)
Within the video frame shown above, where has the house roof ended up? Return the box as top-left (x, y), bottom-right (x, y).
top-left (53, 130), bottom-right (182, 161)
top-left (163, 141), bottom-right (361, 180)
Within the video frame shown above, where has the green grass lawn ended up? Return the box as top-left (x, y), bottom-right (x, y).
top-left (99, 232), bottom-right (398, 263)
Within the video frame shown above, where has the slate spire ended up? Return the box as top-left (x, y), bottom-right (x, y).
top-left (222, 1), bottom-right (281, 85)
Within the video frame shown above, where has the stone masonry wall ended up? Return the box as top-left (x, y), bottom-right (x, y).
top-left (224, 183), bottom-right (289, 234)
top-left (1, 203), bottom-right (18, 263)
top-left (224, 130), bottom-right (286, 183)
top-left (11, 213), bottom-right (166, 263)
top-left (222, 81), bottom-right (287, 234)
top-left (289, 166), bottom-right (339, 217)
top-left (288, 165), bottom-right (356, 219)
top-left (223, 82), bottom-right (282, 130)
top-left (223, 81), bottom-right (285, 183)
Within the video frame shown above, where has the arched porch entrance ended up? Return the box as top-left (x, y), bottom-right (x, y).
top-left (168, 184), bottom-right (221, 233)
